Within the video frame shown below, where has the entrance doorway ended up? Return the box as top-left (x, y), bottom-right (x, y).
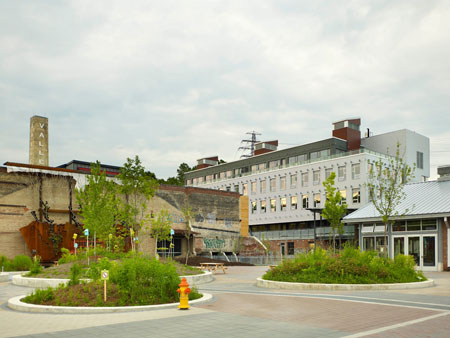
top-left (393, 235), bottom-right (437, 271)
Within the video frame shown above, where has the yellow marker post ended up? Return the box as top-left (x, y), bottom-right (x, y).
top-left (101, 270), bottom-right (109, 302)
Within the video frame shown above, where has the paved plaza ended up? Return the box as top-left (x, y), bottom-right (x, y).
top-left (0, 267), bottom-right (449, 337)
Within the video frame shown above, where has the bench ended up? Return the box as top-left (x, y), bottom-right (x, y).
top-left (199, 262), bottom-right (228, 274)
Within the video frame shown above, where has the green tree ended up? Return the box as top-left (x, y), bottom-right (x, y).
top-left (116, 156), bottom-right (159, 239)
top-left (181, 203), bottom-right (194, 264)
top-left (76, 162), bottom-right (117, 253)
top-left (367, 143), bottom-right (415, 257)
top-left (321, 172), bottom-right (347, 253)
top-left (150, 209), bottom-right (173, 258)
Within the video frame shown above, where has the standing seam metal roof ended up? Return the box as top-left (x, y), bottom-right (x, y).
top-left (344, 179), bottom-right (450, 221)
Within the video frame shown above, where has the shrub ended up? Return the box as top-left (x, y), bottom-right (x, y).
top-left (12, 255), bottom-right (33, 271)
top-left (110, 256), bottom-right (180, 305)
top-left (69, 263), bottom-right (82, 286)
top-left (28, 257), bottom-right (43, 276)
top-left (22, 287), bottom-right (54, 304)
top-left (87, 257), bottom-right (113, 280)
top-left (58, 248), bottom-right (78, 265)
top-left (263, 245), bottom-right (426, 284)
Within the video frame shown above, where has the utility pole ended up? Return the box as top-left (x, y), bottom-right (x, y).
top-left (238, 131), bottom-right (261, 158)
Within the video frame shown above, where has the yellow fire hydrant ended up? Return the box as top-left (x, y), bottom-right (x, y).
top-left (177, 277), bottom-right (191, 310)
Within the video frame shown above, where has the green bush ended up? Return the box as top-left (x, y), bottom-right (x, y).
top-left (264, 245), bottom-right (426, 284)
top-left (1, 255), bottom-right (11, 271)
top-left (58, 248), bottom-right (79, 265)
top-left (28, 257), bottom-right (43, 276)
top-left (87, 257), bottom-right (113, 280)
top-left (22, 287), bottom-right (54, 304)
top-left (110, 256), bottom-right (181, 305)
top-left (12, 255), bottom-right (33, 271)
top-left (69, 263), bottom-right (82, 286)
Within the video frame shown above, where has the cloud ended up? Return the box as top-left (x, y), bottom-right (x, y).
top-left (0, 0), bottom-right (449, 179)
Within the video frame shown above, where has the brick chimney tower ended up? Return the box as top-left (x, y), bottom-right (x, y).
top-left (29, 115), bottom-right (49, 166)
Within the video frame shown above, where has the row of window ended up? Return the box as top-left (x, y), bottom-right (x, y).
top-left (250, 188), bottom-right (361, 214)
top-left (187, 150), bottom-right (360, 186)
top-left (219, 164), bottom-right (361, 195)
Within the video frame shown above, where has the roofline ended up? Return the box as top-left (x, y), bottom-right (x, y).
top-left (4, 162), bottom-right (81, 174)
top-left (58, 160), bottom-right (122, 169)
top-left (188, 137), bottom-right (346, 175)
top-left (345, 212), bottom-right (450, 223)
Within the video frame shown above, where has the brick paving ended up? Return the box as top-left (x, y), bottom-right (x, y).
top-left (1, 268), bottom-right (449, 338)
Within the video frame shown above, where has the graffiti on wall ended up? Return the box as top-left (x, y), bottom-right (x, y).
top-left (203, 238), bottom-right (225, 249)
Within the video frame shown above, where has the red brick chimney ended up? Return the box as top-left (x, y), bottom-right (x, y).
top-left (332, 119), bottom-right (361, 151)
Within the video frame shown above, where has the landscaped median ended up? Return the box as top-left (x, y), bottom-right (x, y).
top-left (7, 293), bottom-right (213, 313)
top-left (258, 246), bottom-right (434, 291)
top-left (9, 255), bottom-right (213, 312)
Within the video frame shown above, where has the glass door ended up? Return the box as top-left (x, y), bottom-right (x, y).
top-left (422, 235), bottom-right (436, 271)
top-left (408, 236), bottom-right (420, 266)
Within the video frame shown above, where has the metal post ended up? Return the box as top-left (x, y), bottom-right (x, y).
top-left (313, 211), bottom-right (316, 252)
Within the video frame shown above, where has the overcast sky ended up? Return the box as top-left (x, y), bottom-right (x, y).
top-left (1, 0), bottom-right (449, 179)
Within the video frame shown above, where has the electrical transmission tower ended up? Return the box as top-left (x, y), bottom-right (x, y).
top-left (238, 131), bottom-right (261, 158)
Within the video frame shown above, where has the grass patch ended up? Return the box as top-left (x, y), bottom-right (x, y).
top-left (263, 246), bottom-right (426, 284)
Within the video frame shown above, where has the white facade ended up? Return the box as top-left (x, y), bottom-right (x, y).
top-left (188, 128), bottom-right (429, 232)
top-left (361, 129), bottom-right (430, 181)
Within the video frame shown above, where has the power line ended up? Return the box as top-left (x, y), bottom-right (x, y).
top-left (238, 131), bottom-right (261, 158)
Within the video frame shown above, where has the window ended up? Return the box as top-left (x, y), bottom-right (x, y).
top-left (269, 160), bottom-right (278, 169)
top-left (280, 176), bottom-right (286, 190)
top-left (198, 177), bottom-right (204, 184)
top-left (280, 197), bottom-right (287, 211)
top-left (352, 163), bottom-right (360, 179)
top-left (219, 172), bottom-right (225, 179)
top-left (206, 175), bottom-right (212, 183)
top-left (260, 200), bottom-right (266, 213)
top-left (226, 186), bottom-right (231, 191)
top-left (290, 174), bottom-right (297, 188)
top-left (339, 189), bottom-right (347, 204)
top-left (270, 199), bottom-right (276, 212)
top-left (242, 183), bottom-right (248, 196)
top-left (301, 172), bottom-right (309, 187)
top-left (186, 179), bottom-right (192, 185)
top-left (407, 220), bottom-right (421, 231)
top-left (280, 159), bottom-right (287, 167)
top-left (251, 201), bottom-right (257, 214)
top-left (288, 156), bottom-right (297, 165)
top-left (260, 180), bottom-right (267, 193)
top-left (352, 188), bottom-right (360, 203)
top-left (291, 196), bottom-right (297, 210)
top-left (288, 242), bottom-right (295, 255)
top-left (234, 185), bottom-right (239, 193)
top-left (302, 194), bottom-right (309, 209)
top-left (393, 221), bottom-right (406, 232)
top-left (314, 193), bottom-right (320, 207)
top-left (251, 182), bottom-right (257, 194)
top-left (417, 151), bottom-right (424, 169)
top-left (234, 168), bottom-right (240, 177)
top-left (325, 168), bottom-right (333, 179)
top-left (313, 170), bottom-right (320, 185)
top-left (338, 166), bottom-right (346, 181)
top-left (258, 163), bottom-right (266, 171)
top-left (226, 170), bottom-right (233, 178)
top-left (310, 151), bottom-right (320, 160)
top-left (270, 178), bottom-right (276, 192)
top-left (422, 219), bottom-right (437, 230)
top-left (251, 165), bottom-right (258, 173)
top-left (298, 154), bottom-right (308, 162)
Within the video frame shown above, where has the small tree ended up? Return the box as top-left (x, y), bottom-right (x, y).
top-left (181, 204), bottom-right (194, 264)
top-left (76, 162), bottom-right (117, 254)
top-left (321, 172), bottom-right (347, 253)
top-left (150, 209), bottom-right (172, 258)
top-left (116, 156), bottom-right (158, 245)
top-left (367, 143), bottom-right (414, 257)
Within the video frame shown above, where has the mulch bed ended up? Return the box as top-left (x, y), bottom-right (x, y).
top-left (175, 256), bottom-right (253, 267)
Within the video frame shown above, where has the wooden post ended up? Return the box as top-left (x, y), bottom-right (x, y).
top-left (104, 280), bottom-right (107, 302)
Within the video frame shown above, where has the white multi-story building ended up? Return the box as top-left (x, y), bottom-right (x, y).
top-left (185, 119), bottom-right (430, 255)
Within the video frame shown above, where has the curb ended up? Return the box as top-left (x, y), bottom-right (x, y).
top-left (1, 271), bottom-right (29, 282)
top-left (12, 271), bottom-right (213, 288)
top-left (256, 278), bottom-right (435, 290)
top-left (8, 293), bottom-right (213, 313)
